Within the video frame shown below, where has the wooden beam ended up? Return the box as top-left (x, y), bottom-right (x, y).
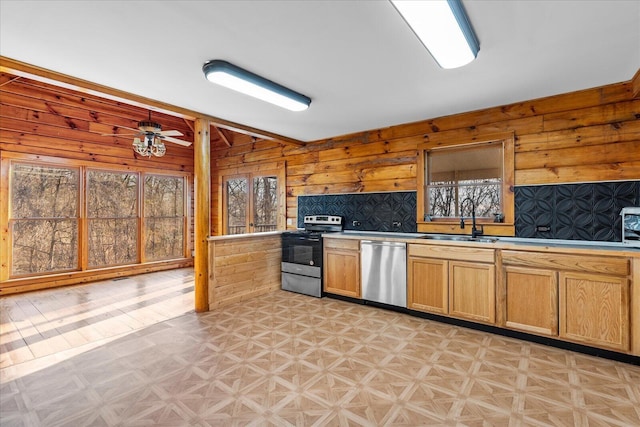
top-left (214, 122), bottom-right (304, 146)
top-left (0, 56), bottom-right (305, 145)
top-left (632, 68), bottom-right (640, 99)
top-left (0, 75), bottom-right (21, 87)
top-left (194, 118), bottom-right (211, 312)
top-left (213, 125), bottom-right (232, 147)
top-left (182, 118), bottom-right (194, 133)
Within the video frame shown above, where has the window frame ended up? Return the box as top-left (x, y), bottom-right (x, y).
top-left (85, 168), bottom-right (140, 269)
top-left (8, 161), bottom-right (81, 276)
top-left (1, 152), bottom-right (190, 281)
top-left (425, 141), bottom-right (504, 219)
top-left (223, 173), bottom-right (251, 235)
top-left (217, 161), bottom-right (286, 236)
top-left (417, 132), bottom-right (515, 236)
top-left (143, 173), bottom-right (188, 263)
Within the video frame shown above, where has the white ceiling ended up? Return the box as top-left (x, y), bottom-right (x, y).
top-left (1, 0), bottom-right (638, 142)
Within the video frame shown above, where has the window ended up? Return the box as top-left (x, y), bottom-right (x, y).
top-left (144, 175), bottom-right (185, 261)
top-left (87, 170), bottom-right (138, 267)
top-left (253, 175), bottom-right (278, 232)
top-left (225, 176), bottom-right (249, 234)
top-left (223, 174), bottom-right (279, 234)
top-left (5, 157), bottom-right (188, 278)
top-left (218, 162), bottom-right (285, 235)
top-left (417, 133), bottom-right (515, 235)
top-left (10, 164), bottom-right (79, 276)
top-left (426, 143), bottom-right (503, 219)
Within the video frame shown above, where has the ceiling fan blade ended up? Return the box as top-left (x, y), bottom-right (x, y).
top-left (158, 129), bottom-right (183, 137)
top-left (162, 136), bottom-right (192, 146)
top-left (118, 125), bottom-right (142, 132)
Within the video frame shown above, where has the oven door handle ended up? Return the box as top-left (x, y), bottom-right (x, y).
top-left (290, 236), bottom-right (320, 242)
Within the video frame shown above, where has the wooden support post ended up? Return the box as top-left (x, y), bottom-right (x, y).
top-left (194, 118), bottom-right (211, 312)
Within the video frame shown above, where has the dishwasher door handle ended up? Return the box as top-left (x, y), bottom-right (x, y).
top-left (361, 240), bottom-right (406, 247)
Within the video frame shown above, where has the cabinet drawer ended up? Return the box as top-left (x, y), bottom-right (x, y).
top-left (501, 250), bottom-right (629, 276)
top-left (409, 243), bottom-right (494, 263)
top-left (324, 238), bottom-right (359, 251)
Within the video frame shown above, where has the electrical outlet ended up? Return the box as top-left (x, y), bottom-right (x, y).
top-left (536, 225), bottom-right (551, 232)
top-left (287, 218), bottom-right (293, 226)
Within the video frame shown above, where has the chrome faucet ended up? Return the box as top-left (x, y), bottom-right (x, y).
top-left (460, 198), bottom-right (484, 238)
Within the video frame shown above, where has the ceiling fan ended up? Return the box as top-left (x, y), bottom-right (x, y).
top-left (101, 111), bottom-right (192, 157)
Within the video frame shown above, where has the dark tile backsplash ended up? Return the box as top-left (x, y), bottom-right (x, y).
top-left (298, 180), bottom-right (640, 242)
top-left (514, 181), bottom-right (640, 242)
top-left (298, 191), bottom-right (417, 233)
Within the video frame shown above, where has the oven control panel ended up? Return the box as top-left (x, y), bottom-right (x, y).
top-left (304, 215), bottom-right (342, 225)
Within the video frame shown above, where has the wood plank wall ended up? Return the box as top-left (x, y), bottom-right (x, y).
top-left (3, 71), bottom-right (637, 239)
top-left (210, 77), bottom-right (640, 232)
top-left (208, 234), bottom-right (281, 308)
top-left (0, 72), bottom-right (196, 171)
top-left (0, 72), bottom-right (228, 291)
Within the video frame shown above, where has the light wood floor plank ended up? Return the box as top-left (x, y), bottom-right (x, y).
top-left (0, 268), bottom-right (195, 369)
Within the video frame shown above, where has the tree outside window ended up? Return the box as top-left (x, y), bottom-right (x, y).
top-left (10, 164), bottom-right (79, 275)
top-left (218, 161), bottom-right (285, 236)
top-left (223, 171), bottom-right (281, 235)
top-left (425, 143), bottom-right (503, 220)
top-left (7, 161), bottom-right (188, 278)
top-left (144, 175), bottom-right (185, 261)
top-left (253, 176), bottom-right (278, 232)
top-left (87, 170), bottom-right (138, 268)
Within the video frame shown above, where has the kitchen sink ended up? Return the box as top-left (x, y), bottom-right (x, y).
top-left (419, 234), bottom-right (497, 243)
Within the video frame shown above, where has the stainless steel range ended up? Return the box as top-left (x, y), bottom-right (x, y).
top-left (281, 215), bottom-right (343, 297)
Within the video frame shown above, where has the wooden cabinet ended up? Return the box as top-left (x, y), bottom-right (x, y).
top-left (449, 261), bottom-right (495, 323)
top-left (408, 244), bottom-right (495, 324)
top-left (559, 272), bottom-right (629, 351)
top-left (501, 250), bottom-right (630, 352)
top-left (408, 256), bottom-right (448, 314)
top-left (503, 266), bottom-right (558, 336)
top-left (323, 238), bottom-right (636, 355)
top-left (323, 238), bottom-right (360, 298)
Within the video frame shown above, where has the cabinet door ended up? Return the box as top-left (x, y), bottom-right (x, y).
top-left (504, 266), bottom-right (558, 336)
top-left (559, 272), bottom-right (629, 351)
top-left (449, 261), bottom-right (495, 324)
top-left (407, 256), bottom-right (448, 314)
top-left (324, 249), bottom-right (360, 298)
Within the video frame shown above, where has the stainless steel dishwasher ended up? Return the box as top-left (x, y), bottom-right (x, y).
top-left (360, 240), bottom-right (407, 307)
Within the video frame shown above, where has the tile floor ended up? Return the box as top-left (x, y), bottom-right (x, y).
top-left (1, 269), bottom-right (640, 426)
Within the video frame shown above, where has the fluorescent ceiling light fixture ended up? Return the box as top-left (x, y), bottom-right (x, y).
top-left (203, 60), bottom-right (311, 112)
top-left (391, 0), bottom-right (479, 69)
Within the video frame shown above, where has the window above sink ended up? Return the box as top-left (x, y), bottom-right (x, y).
top-left (426, 142), bottom-right (503, 219)
top-left (417, 131), bottom-right (515, 237)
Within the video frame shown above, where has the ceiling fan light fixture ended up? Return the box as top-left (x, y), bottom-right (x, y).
top-left (391, 0), bottom-right (479, 69)
top-left (133, 135), bottom-right (166, 158)
top-left (202, 60), bottom-right (311, 112)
